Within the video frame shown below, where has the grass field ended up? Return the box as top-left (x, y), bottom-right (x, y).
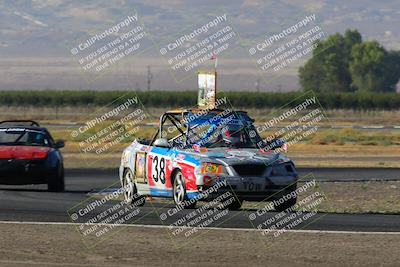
top-left (2, 106), bottom-right (400, 124)
top-left (1, 106), bottom-right (399, 168)
top-left (59, 128), bottom-right (400, 169)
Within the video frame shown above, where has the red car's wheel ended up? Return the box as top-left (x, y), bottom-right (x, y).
top-left (47, 163), bottom-right (64, 192)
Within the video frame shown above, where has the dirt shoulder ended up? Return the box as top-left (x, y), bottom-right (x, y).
top-left (0, 223), bottom-right (399, 267)
top-left (241, 180), bottom-right (400, 214)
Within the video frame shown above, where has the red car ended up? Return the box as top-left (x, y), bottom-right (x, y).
top-left (0, 120), bottom-right (65, 191)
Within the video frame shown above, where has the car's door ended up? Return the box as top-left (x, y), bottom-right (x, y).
top-left (147, 147), bottom-right (174, 197)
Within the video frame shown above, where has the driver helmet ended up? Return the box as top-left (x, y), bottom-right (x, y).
top-left (220, 127), bottom-right (241, 145)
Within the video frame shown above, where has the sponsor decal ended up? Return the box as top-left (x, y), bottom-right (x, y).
top-left (201, 163), bottom-right (222, 175)
top-left (134, 152), bottom-right (146, 180)
top-left (176, 154), bottom-right (186, 160)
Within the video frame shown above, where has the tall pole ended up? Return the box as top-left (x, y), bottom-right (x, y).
top-left (255, 78), bottom-right (260, 92)
top-left (214, 56), bottom-right (218, 109)
top-left (147, 65), bottom-right (153, 91)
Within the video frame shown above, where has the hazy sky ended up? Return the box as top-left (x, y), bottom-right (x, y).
top-left (0, 0), bottom-right (398, 91)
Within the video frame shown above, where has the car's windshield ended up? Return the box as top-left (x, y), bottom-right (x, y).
top-left (0, 129), bottom-right (51, 147)
top-left (184, 111), bottom-right (262, 149)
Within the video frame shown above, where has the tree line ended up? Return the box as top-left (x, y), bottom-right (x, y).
top-left (299, 29), bottom-right (400, 92)
top-left (0, 91), bottom-right (399, 110)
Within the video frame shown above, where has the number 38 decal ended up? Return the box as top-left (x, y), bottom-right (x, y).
top-left (152, 156), bottom-right (166, 184)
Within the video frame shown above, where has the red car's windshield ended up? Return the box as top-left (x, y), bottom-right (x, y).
top-left (0, 129), bottom-right (51, 147)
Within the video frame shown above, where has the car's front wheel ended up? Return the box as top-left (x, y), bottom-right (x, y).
top-left (48, 163), bottom-right (65, 192)
top-left (173, 170), bottom-right (196, 209)
top-left (122, 169), bottom-right (145, 206)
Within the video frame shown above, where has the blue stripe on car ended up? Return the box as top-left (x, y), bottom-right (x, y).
top-left (150, 188), bottom-right (173, 197)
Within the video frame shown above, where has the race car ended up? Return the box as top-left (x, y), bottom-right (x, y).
top-left (119, 109), bottom-right (298, 210)
top-left (0, 120), bottom-right (65, 191)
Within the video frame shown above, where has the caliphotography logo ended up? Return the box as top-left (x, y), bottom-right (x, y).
top-left (0, 1), bottom-right (400, 267)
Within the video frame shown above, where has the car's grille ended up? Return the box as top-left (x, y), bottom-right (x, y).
top-left (232, 164), bottom-right (267, 177)
top-left (270, 163), bottom-right (295, 176)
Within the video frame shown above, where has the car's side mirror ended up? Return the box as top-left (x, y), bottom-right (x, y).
top-left (55, 140), bottom-right (65, 149)
top-left (154, 138), bottom-right (170, 148)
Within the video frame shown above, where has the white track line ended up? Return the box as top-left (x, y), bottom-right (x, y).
top-left (0, 260), bottom-right (100, 267)
top-left (0, 220), bottom-right (399, 235)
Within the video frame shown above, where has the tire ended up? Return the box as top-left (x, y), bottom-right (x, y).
top-left (225, 198), bottom-right (242, 211)
top-left (48, 163), bottom-right (65, 192)
top-left (122, 169), bottom-right (145, 206)
top-left (173, 170), bottom-right (196, 209)
top-left (274, 197), bottom-right (297, 212)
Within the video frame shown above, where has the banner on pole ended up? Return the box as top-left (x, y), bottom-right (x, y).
top-left (197, 71), bottom-right (216, 109)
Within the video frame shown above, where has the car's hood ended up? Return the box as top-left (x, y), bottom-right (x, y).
top-left (179, 148), bottom-right (289, 166)
top-left (0, 145), bottom-right (51, 160)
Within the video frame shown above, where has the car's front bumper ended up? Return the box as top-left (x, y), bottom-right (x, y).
top-left (198, 175), bottom-right (298, 202)
top-left (0, 159), bottom-right (52, 185)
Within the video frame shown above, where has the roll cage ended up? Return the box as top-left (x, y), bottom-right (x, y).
top-left (149, 109), bottom-right (253, 148)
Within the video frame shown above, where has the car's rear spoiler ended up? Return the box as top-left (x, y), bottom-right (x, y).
top-left (0, 120), bottom-right (40, 126)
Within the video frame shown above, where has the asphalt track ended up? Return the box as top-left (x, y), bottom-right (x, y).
top-left (0, 167), bottom-right (399, 232)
